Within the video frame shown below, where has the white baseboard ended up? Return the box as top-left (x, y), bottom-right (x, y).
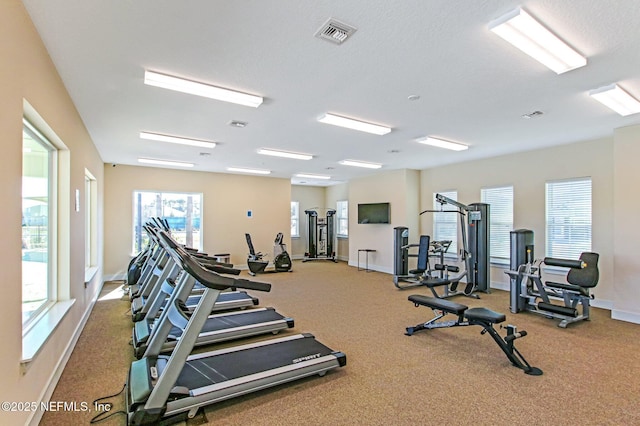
top-left (103, 273), bottom-right (126, 282)
top-left (27, 280), bottom-right (106, 426)
top-left (347, 260), bottom-right (393, 274)
top-left (611, 309), bottom-right (640, 324)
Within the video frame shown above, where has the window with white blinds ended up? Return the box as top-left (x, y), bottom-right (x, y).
top-left (433, 191), bottom-right (458, 255)
top-left (545, 178), bottom-right (592, 259)
top-left (481, 186), bottom-right (513, 264)
top-left (291, 201), bottom-right (300, 237)
top-left (336, 200), bottom-right (348, 237)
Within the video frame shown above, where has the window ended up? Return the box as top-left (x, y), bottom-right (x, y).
top-left (22, 119), bottom-right (56, 326)
top-left (433, 191), bottom-right (458, 255)
top-left (291, 201), bottom-right (300, 237)
top-left (481, 186), bottom-right (514, 264)
top-left (85, 170), bottom-right (98, 275)
top-left (133, 191), bottom-right (202, 253)
top-left (336, 200), bottom-right (348, 237)
top-left (546, 178), bottom-right (592, 259)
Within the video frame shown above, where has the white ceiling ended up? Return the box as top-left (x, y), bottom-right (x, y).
top-left (22, 0), bottom-right (640, 186)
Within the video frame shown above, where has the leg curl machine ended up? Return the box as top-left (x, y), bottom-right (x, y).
top-left (405, 295), bottom-right (542, 375)
top-left (506, 229), bottom-right (599, 328)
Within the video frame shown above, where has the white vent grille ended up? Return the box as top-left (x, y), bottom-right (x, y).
top-left (315, 18), bottom-right (357, 45)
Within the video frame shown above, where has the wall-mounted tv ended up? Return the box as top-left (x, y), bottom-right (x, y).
top-left (358, 202), bottom-right (391, 224)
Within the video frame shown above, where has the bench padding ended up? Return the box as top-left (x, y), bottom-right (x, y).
top-left (408, 295), bottom-right (467, 315)
top-left (464, 307), bottom-right (505, 324)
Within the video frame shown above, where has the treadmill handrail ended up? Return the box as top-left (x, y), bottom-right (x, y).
top-left (160, 231), bottom-right (271, 293)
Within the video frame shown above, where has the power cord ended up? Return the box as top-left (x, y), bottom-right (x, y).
top-left (89, 383), bottom-right (126, 424)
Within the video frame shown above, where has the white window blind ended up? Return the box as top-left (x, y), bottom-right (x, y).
top-left (546, 178), bottom-right (592, 259)
top-left (336, 200), bottom-right (348, 237)
top-left (291, 201), bottom-right (300, 237)
top-left (433, 191), bottom-right (458, 255)
top-left (481, 186), bottom-right (513, 263)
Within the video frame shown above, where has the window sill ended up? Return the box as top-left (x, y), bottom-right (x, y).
top-left (337, 235), bottom-right (348, 239)
top-left (85, 266), bottom-right (99, 285)
top-left (22, 299), bottom-right (76, 364)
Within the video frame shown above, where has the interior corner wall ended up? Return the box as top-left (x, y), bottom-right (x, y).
top-left (104, 165), bottom-right (291, 277)
top-left (419, 137), bottom-right (614, 307)
top-left (612, 124), bottom-right (640, 323)
top-left (348, 169), bottom-right (420, 273)
top-left (0, 2), bottom-right (105, 424)
top-left (326, 183), bottom-right (350, 261)
top-left (290, 185), bottom-right (325, 258)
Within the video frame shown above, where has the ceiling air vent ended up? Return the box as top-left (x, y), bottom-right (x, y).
top-left (315, 18), bottom-right (357, 45)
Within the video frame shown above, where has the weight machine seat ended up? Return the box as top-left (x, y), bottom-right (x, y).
top-left (544, 281), bottom-right (590, 296)
top-left (464, 308), bottom-right (505, 324)
top-left (408, 295), bottom-right (468, 315)
top-left (422, 277), bottom-right (451, 288)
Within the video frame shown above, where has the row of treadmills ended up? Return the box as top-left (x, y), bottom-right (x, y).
top-left (125, 223), bottom-right (346, 425)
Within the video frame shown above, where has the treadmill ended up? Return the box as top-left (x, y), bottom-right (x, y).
top-left (126, 233), bottom-right (346, 425)
top-left (131, 238), bottom-right (258, 323)
top-left (133, 254), bottom-right (294, 358)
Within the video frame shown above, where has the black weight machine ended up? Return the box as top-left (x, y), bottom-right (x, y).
top-left (303, 209), bottom-right (337, 262)
top-left (506, 229), bottom-right (600, 328)
top-left (393, 194), bottom-right (490, 298)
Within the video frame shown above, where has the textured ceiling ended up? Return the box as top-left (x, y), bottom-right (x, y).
top-left (22, 0), bottom-right (640, 186)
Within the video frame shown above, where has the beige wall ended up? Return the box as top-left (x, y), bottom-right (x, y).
top-left (0, 2), bottom-right (105, 424)
top-left (348, 169), bottom-right (420, 272)
top-left (420, 137), bottom-right (615, 306)
top-left (104, 165), bottom-right (291, 276)
top-left (613, 125), bottom-right (640, 321)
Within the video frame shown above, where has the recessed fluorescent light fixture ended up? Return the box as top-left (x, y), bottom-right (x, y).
top-left (138, 158), bottom-right (194, 168)
top-left (140, 132), bottom-right (216, 149)
top-left (589, 84), bottom-right (640, 116)
top-left (489, 8), bottom-right (586, 74)
top-left (144, 70), bottom-right (263, 108)
top-left (226, 167), bottom-right (271, 175)
top-left (416, 137), bottom-right (468, 151)
top-left (318, 113), bottom-right (391, 135)
top-left (295, 173), bottom-right (331, 180)
top-left (257, 148), bottom-right (313, 160)
top-left (338, 159), bottom-right (383, 169)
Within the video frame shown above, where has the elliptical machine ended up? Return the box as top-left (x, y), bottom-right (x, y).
top-left (245, 232), bottom-right (293, 275)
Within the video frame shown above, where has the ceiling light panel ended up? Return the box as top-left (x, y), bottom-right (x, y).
top-left (138, 158), bottom-right (194, 168)
top-left (140, 131), bottom-right (216, 149)
top-left (489, 8), bottom-right (586, 74)
top-left (295, 173), bottom-right (331, 180)
top-left (589, 84), bottom-right (640, 116)
top-left (257, 148), bottom-right (313, 160)
top-left (226, 167), bottom-right (271, 175)
top-left (416, 137), bottom-right (468, 151)
top-left (339, 159), bottom-right (383, 169)
top-left (144, 70), bottom-right (263, 108)
top-left (318, 113), bottom-right (391, 135)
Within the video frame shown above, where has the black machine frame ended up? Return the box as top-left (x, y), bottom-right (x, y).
top-left (393, 194), bottom-right (490, 297)
top-left (303, 209), bottom-right (337, 262)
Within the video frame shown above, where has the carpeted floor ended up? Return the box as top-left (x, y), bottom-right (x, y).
top-left (41, 260), bottom-right (640, 425)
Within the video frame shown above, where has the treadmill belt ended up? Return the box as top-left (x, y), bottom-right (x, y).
top-left (177, 337), bottom-right (334, 390)
top-left (169, 308), bottom-right (285, 338)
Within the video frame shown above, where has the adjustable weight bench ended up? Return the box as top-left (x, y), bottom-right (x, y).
top-left (405, 295), bottom-right (542, 375)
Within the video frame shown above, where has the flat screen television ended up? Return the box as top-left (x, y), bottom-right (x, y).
top-left (358, 202), bottom-right (390, 224)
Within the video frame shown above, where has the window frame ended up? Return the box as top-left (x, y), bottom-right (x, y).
top-left (481, 185), bottom-right (514, 265)
top-left (336, 200), bottom-right (349, 238)
top-left (291, 201), bottom-right (300, 238)
top-left (545, 177), bottom-right (592, 260)
top-left (22, 119), bottom-right (57, 329)
top-left (132, 191), bottom-right (203, 254)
